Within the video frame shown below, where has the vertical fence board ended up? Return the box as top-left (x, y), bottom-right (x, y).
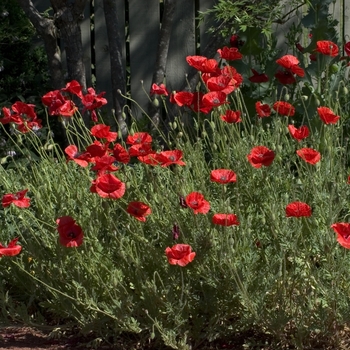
top-left (199, 0), bottom-right (216, 54)
top-left (166, 0), bottom-right (196, 92)
top-left (94, 0), bottom-right (113, 110)
top-left (81, 3), bottom-right (92, 89)
top-left (343, 0), bottom-right (350, 43)
top-left (26, 0), bottom-right (349, 115)
top-left (129, 0), bottom-right (160, 117)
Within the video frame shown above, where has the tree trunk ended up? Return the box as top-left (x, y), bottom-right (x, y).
top-left (51, 0), bottom-right (89, 125)
top-left (51, 0), bottom-right (87, 91)
top-left (148, 0), bottom-right (176, 130)
top-left (102, 0), bottom-right (128, 138)
top-left (16, 0), bottom-right (64, 90)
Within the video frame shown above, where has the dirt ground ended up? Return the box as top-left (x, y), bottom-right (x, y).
top-left (0, 326), bottom-right (115, 350)
top-left (0, 326), bottom-right (66, 350)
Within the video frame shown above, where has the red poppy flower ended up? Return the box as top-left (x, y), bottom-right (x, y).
top-left (92, 173), bottom-right (126, 199)
top-left (206, 75), bottom-right (232, 92)
top-left (11, 101), bottom-right (37, 120)
top-left (273, 101), bottom-right (295, 116)
top-left (230, 34), bottom-right (244, 48)
top-left (91, 124), bottom-right (118, 142)
top-left (345, 42), bottom-right (350, 57)
top-left (0, 107), bottom-right (21, 124)
top-left (2, 189), bottom-right (30, 208)
top-left (285, 201), bottom-right (312, 217)
top-left (171, 91), bottom-right (196, 107)
top-left (165, 244), bottom-right (196, 267)
top-left (309, 54), bottom-right (317, 62)
top-left (150, 83), bottom-right (169, 96)
top-left (221, 66), bottom-right (243, 86)
top-left (275, 70), bottom-right (296, 85)
top-left (288, 125), bottom-right (309, 142)
top-left (61, 80), bottom-right (83, 99)
top-left (276, 55), bottom-right (305, 77)
top-left (255, 102), bottom-right (271, 118)
top-left (220, 110), bottom-right (241, 123)
top-left (86, 140), bottom-right (110, 160)
top-left (65, 145), bottom-right (91, 167)
top-left (296, 148), bottom-right (321, 165)
top-left (217, 46), bottom-right (243, 60)
top-left (138, 154), bottom-right (162, 166)
top-left (156, 150), bottom-right (186, 167)
top-left (331, 223), bottom-right (350, 249)
top-left (17, 118), bottom-right (43, 134)
top-left (212, 214), bottom-right (239, 226)
top-left (201, 91), bottom-right (228, 112)
top-left (56, 216), bottom-right (84, 248)
top-left (247, 146), bottom-right (275, 168)
top-left (210, 169), bottom-right (237, 184)
top-left (42, 90), bottom-right (77, 117)
top-left (91, 155), bottom-right (118, 173)
top-left (248, 69), bottom-right (269, 83)
top-left (129, 143), bottom-right (154, 157)
top-left (126, 132), bottom-right (152, 145)
top-left (186, 56), bottom-right (220, 73)
top-left (347, 175), bottom-right (350, 184)
top-left (126, 201), bottom-right (152, 222)
top-left (113, 143), bottom-right (130, 164)
top-left (317, 107), bottom-right (340, 124)
top-left (316, 40), bottom-right (339, 57)
top-left (0, 237), bottom-right (22, 257)
top-left (82, 87), bottom-right (107, 111)
top-left (185, 192), bottom-right (210, 214)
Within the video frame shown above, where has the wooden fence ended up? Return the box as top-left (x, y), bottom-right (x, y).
top-left (32, 0), bottom-right (350, 117)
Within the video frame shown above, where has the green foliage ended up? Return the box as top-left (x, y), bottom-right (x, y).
top-left (0, 0), bottom-right (49, 106)
top-left (199, 0), bottom-right (308, 41)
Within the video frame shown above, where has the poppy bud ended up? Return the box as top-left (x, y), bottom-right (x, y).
top-left (152, 98), bottom-right (159, 107)
top-left (330, 64), bottom-right (339, 74)
top-left (284, 93), bottom-right (290, 101)
top-left (122, 112), bottom-right (127, 120)
top-left (342, 87), bottom-right (349, 95)
top-left (301, 95), bottom-right (308, 101)
top-left (0, 156), bottom-right (8, 164)
top-left (172, 122), bottom-right (177, 130)
top-left (213, 144), bottom-right (218, 150)
top-left (177, 132), bottom-right (183, 138)
top-left (210, 121), bottom-right (216, 130)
